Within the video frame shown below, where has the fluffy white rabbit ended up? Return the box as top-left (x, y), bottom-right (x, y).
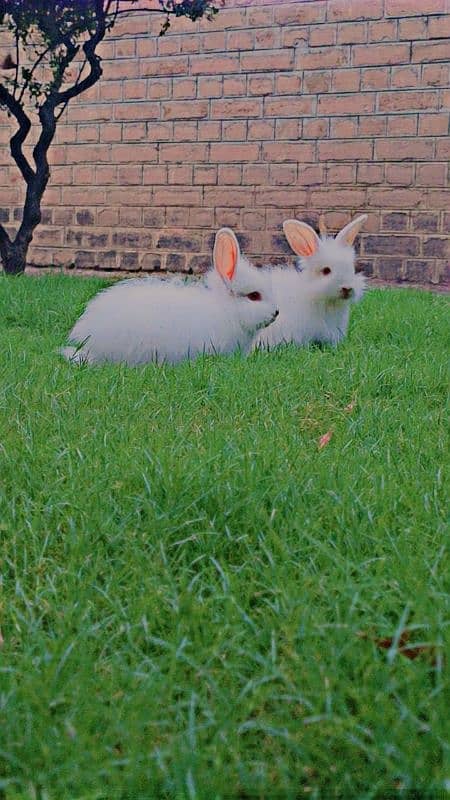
top-left (61, 227), bottom-right (278, 366)
top-left (252, 214), bottom-right (368, 350)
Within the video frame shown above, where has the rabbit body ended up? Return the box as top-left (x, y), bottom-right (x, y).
top-left (253, 216), bottom-right (367, 351)
top-left (62, 229), bottom-right (277, 366)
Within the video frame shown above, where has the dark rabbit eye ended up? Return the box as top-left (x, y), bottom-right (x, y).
top-left (322, 267), bottom-right (331, 276)
top-left (246, 291), bottom-right (262, 301)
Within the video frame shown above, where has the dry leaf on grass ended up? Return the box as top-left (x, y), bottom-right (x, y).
top-left (318, 430), bottom-right (333, 449)
top-left (344, 400), bottom-right (356, 413)
top-left (358, 629), bottom-right (438, 664)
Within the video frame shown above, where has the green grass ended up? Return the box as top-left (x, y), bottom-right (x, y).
top-left (0, 274), bottom-right (448, 800)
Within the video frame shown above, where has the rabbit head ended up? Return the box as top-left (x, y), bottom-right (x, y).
top-left (283, 214), bottom-right (368, 303)
top-left (207, 227), bottom-right (278, 333)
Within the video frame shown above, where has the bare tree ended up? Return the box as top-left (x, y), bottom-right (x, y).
top-left (0, 0), bottom-right (219, 274)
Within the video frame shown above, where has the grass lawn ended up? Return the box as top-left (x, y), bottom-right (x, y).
top-left (0, 274), bottom-right (448, 799)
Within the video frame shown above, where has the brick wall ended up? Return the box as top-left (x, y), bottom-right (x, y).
top-left (1, 0), bottom-right (449, 285)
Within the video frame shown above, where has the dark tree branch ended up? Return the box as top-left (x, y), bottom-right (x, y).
top-left (0, 84), bottom-right (34, 183)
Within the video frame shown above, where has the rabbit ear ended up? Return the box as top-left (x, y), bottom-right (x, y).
top-left (213, 227), bottom-right (240, 282)
top-left (282, 220), bottom-right (320, 257)
top-left (335, 214), bottom-right (368, 246)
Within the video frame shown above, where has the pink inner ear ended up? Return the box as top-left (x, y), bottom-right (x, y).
top-left (283, 221), bottom-right (319, 257)
top-left (214, 232), bottom-right (238, 281)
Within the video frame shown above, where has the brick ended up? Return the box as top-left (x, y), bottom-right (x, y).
top-left (262, 142), bottom-right (316, 162)
top-left (317, 140), bottom-right (373, 160)
top-left (114, 102), bottom-right (160, 122)
top-left (422, 237), bottom-right (449, 257)
top-left (310, 25), bottom-right (337, 47)
top-left (374, 257), bottom-right (403, 281)
top-left (390, 65), bottom-right (421, 88)
top-left (378, 90), bottom-right (439, 111)
top-left (223, 76), bottom-right (248, 97)
top-left (352, 43), bottom-right (410, 66)
top-left (202, 31), bottom-right (227, 52)
top-left (357, 164), bottom-right (385, 184)
top-left (188, 208), bottom-right (214, 228)
top-left (332, 68), bottom-right (361, 92)
top-left (416, 163), bottom-right (447, 186)
top-left (247, 119), bottom-right (275, 140)
top-left (173, 121), bottom-right (198, 142)
top-left (276, 119), bottom-right (303, 139)
top-left (337, 22), bottom-right (367, 44)
top-left (428, 15), bottom-right (450, 38)
top-left (275, 73), bottom-right (302, 94)
top-left (436, 139), bottom-right (450, 158)
top-left (204, 187), bottom-right (252, 207)
top-left (327, 164), bottom-right (357, 183)
top-left (198, 76), bottom-right (222, 98)
top-left (382, 212), bottom-right (409, 231)
top-left (310, 188), bottom-right (366, 208)
top-left (358, 116), bottom-right (386, 135)
top-left (361, 67), bottom-right (390, 89)
top-left (269, 165), bottom-right (298, 186)
top-left (330, 117), bottom-right (358, 137)
top-left (255, 188), bottom-right (308, 207)
top-left (168, 165), bottom-right (193, 185)
top-left (162, 101), bottom-right (208, 120)
top-left (210, 143), bottom-right (260, 162)
top-left (282, 26), bottom-right (309, 48)
top-left (255, 27), bottom-right (281, 49)
top-left (318, 93), bottom-right (375, 115)
top-left (328, 0), bottom-right (383, 21)
top-left (385, 164), bottom-right (415, 185)
top-left (158, 35), bottom-right (181, 56)
top-left (375, 138), bottom-right (434, 160)
top-left (103, 59), bottom-right (139, 81)
top-left (148, 79), bottom-right (172, 99)
top-left (222, 120), bottom-right (248, 140)
top-left (265, 96), bottom-right (315, 117)
top-left (141, 56), bottom-right (190, 78)
top-left (147, 122), bottom-right (174, 142)
top-left (364, 234), bottom-right (419, 255)
top-left (211, 99), bottom-right (262, 119)
top-left (368, 188), bottom-right (425, 208)
top-left (111, 144), bottom-right (158, 163)
top-left (197, 122), bottom-right (221, 141)
top-left (249, 76), bottom-right (275, 96)
top-left (298, 165), bottom-right (326, 185)
top-left (143, 208), bottom-right (165, 227)
top-left (242, 209), bottom-right (266, 230)
top-left (227, 29), bottom-right (254, 50)
top-left (297, 47), bottom-right (350, 70)
top-left (303, 70), bottom-right (332, 93)
top-left (369, 20), bottom-right (398, 41)
top-left (274, 2), bottom-right (327, 24)
top-left (157, 232), bottom-right (201, 252)
top-left (119, 208), bottom-right (142, 227)
top-left (412, 213), bottom-right (439, 232)
top-left (419, 112), bottom-right (449, 135)
top-left (403, 260), bottom-right (431, 283)
top-left (386, 115), bottom-right (418, 135)
top-left (159, 143), bottom-right (207, 162)
top-left (398, 17), bottom-right (428, 40)
top-left (137, 39), bottom-right (157, 58)
top-left (155, 188), bottom-right (203, 207)
top-left (412, 40), bottom-right (450, 63)
top-left (193, 166), bottom-right (217, 185)
top-left (122, 122), bottom-right (146, 141)
top-left (385, 0), bottom-right (445, 16)
top-left (241, 50), bottom-right (294, 72)
top-left (190, 55), bottom-right (240, 75)
top-left (172, 79), bottom-right (197, 100)
top-left (218, 165), bottom-right (243, 184)
top-left (123, 80), bottom-right (147, 100)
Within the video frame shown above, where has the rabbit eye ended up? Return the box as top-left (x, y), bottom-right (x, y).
top-left (246, 291), bottom-right (262, 301)
top-left (321, 267), bottom-right (331, 276)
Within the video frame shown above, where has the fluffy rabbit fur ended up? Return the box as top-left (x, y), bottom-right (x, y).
top-left (61, 228), bottom-right (278, 366)
top-left (252, 214), bottom-right (367, 350)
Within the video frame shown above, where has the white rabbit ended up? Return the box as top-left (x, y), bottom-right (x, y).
top-left (252, 214), bottom-right (368, 350)
top-left (61, 227), bottom-right (278, 366)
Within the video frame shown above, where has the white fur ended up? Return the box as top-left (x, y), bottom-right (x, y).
top-left (253, 215), bottom-right (367, 350)
top-left (61, 229), bottom-right (278, 366)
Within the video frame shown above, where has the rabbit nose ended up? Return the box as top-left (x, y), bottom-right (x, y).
top-left (273, 309), bottom-right (279, 318)
top-left (340, 287), bottom-right (353, 299)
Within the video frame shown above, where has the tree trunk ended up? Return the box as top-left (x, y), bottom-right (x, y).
top-left (0, 239), bottom-right (28, 275)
